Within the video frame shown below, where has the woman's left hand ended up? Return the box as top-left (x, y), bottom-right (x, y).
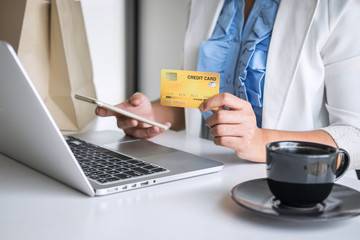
top-left (199, 93), bottom-right (266, 162)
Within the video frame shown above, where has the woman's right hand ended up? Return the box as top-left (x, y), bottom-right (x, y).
top-left (95, 92), bottom-right (171, 139)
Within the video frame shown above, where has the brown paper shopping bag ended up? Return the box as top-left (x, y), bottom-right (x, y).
top-left (47, 0), bottom-right (96, 131)
top-left (0, 0), bottom-right (96, 131)
top-left (0, 0), bottom-right (51, 100)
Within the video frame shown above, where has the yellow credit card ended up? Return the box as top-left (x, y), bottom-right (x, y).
top-left (160, 69), bottom-right (220, 108)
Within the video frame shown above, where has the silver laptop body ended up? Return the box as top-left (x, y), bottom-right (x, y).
top-left (0, 41), bottom-right (223, 196)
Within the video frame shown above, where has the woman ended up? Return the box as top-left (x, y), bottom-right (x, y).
top-left (96, 0), bottom-right (360, 170)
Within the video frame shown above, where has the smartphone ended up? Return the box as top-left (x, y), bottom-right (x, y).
top-left (75, 94), bottom-right (169, 130)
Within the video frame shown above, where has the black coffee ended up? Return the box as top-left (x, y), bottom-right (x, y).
top-left (267, 179), bottom-right (334, 207)
top-left (275, 147), bottom-right (330, 155)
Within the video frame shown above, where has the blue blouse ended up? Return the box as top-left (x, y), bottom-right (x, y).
top-left (197, 0), bottom-right (280, 127)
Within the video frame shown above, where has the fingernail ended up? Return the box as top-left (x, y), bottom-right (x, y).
top-left (199, 104), bottom-right (204, 112)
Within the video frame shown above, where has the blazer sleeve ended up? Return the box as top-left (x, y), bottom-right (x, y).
top-left (320, 0), bottom-right (360, 170)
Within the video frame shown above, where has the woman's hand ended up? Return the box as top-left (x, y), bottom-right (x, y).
top-left (96, 92), bottom-right (171, 139)
top-left (199, 93), bottom-right (266, 162)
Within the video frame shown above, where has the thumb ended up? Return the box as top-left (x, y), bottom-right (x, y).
top-left (129, 92), bottom-right (146, 107)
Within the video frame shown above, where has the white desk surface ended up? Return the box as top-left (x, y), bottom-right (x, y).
top-left (1, 117), bottom-right (359, 240)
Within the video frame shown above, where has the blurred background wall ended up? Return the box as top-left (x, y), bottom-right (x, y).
top-left (82, 0), bottom-right (188, 104)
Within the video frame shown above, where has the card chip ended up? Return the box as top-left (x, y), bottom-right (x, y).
top-left (166, 72), bottom-right (177, 81)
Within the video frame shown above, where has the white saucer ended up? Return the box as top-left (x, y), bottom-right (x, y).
top-left (231, 178), bottom-right (360, 222)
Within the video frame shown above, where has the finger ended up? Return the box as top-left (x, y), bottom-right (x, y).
top-left (95, 106), bottom-right (117, 117)
top-left (96, 93), bottom-right (144, 117)
top-left (117, 117), bottom-right (139, 129)
top-left (213, 136), bottom-right (242, 150)
top-left (128, 92), bottom-right (146, 107)
top-left (209, 122), bottom-right (256, 137)
top-left (200, 93), bottom-right (249, 112)
top-left (206, 109), bottom-right (245, 127)
top-left (210, 105), bottom-right (226, 114)
top-left (129, 120), bottom-right (171, 130)
top-left (95, 101), bottom-right (134, 117)
top-left (138, 121), bottom-right (153, 128)
top-left (125, 126), bottom-right (162, 139)
top-left (210, 124), bottom-right (240, 137)
top-left (122, 121), bottom-right (171, 137)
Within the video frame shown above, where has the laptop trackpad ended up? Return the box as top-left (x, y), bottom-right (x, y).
top-left (105, 140), bottom-right (177, 158)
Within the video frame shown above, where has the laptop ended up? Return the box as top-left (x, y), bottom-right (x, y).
top-left (0, 41), bottom-right (223, 196)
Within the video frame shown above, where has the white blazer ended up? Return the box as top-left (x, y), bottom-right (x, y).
top-left (182, 0), bottom-right (360, 169)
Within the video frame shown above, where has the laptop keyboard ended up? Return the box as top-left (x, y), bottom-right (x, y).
top-left (65, 136), bottom-right (168, 184)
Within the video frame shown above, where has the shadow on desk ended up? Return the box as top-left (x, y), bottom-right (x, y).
top-left (0, 154), bottom-right (87, 199)
top-left (220, 194), bottom-right (347, 229)
top-left (200, 151), bottom-right (260, 167)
